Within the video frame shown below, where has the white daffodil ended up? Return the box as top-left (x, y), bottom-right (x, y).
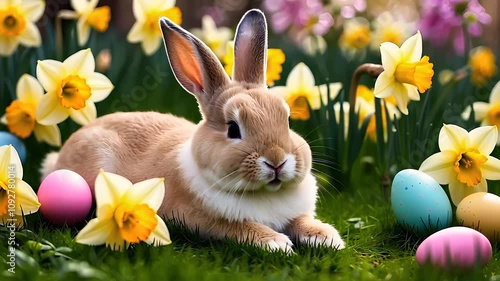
top-left (76, 170), bottom-right (171, 251)
top-left (1, 74), bottom-right (61, 146)
top-left (0, 0), bottom-right (45, 56)
top-left (58, 0), bottom-right (111, 46)
top-left (190, 15), bottom-right (232, 60)
top-left (370, 12), bottom-right (415, 51)
top-left (127, 0), bottom-right (182, 55)
top-left (419, 124), bottom-right (500, 206)
top-left (35, 48), bottom-right (114, 126)
top-left (0, 145), bottom-right (40, 227)
top-left (373, 31), bottom-right (434, 115)
top-left (462, 81), bottom-right (500, 144)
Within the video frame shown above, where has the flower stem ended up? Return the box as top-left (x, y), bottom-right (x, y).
top-left (349, 63), bottom-right (384, 108)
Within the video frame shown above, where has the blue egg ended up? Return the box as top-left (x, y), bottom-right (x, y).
top-left (391, 169), bottom-right (452, 236)
top-left (0, 131), bottom-right (27, 163)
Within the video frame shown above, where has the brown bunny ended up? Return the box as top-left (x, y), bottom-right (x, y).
top-left (41, 9), bottom-right (345, 253)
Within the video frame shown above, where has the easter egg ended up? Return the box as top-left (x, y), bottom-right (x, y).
top-left (416, 227), bottom-right (492, 269)
top-left (38, 169), bottom-right (92, 226)
top-left (391, 169), bottom-right (452, 235)
top-left (0, 131), bottom-right (26, 163)
top-left (456, 192), bottom-right (500, 242)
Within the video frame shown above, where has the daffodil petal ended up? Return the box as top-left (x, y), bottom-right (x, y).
top-left (373, 71), bottom-right (395, 98)
top-left (400, 31), bottom-right (422, 62)
top-left (21, 0), bottom-right (45, 21)
top-left (33, 124), bottom-right (62, 147)
top-left (419, 151), bottom-right (456, 184)
top-left (17, 74), bottom-right (44, 101)
top-left (269, 86), bottom-right (287, 99)
top-left (14, 179), bottom-right (40, 215)
top-left (64, 49), bottom-right (95, 78)
top-left (69, 102), bottom-right (96, 125)
top-left (132, 0), bottom-right (147, 21)
top-left (469, 126), bottom-right (498, 155)
top-left (482, 156), bottom-right (500, 180)
top-left (438, 124), bottom-right (469, 153)
top-left (448, 177), bottom-right (487, 207)
top-left (36, 91), bottom-right (69, 125)
top-left (106, 227), bottom-right (128, 251)
top-left (88, 0), bottom-right (99, 9)
top-left (0, 115), bottom-right (6, 124)
top-left (94, 171), bottom-right (133, 209)
top-left (127, 22), bottom-right (146, 43)
top-left (145, 217), bottom-right (171, 246)
top-left (159, 0), bottom-right (176, 10)
top-left (286, 63), bottom-right (315, 92)
top-left (88, 73), bottom-right (114, 102)
top-left (37, 60), bottom-right (65, 92)
top-left (77, 18), bottom-right (91, 46)
top-left (17, 22), bottom-right (41, 47)
top-left (0, 36), bottom-right (19, 56)
top-left (380, 42), bottom-right (401, 75)
top-left (490, 82), bottom-right (500, 104)
top-left (318, 83), bottom-right (342, 106)
top-left (75, 217), bottom-right (116, 245)
top-left (123, 178), bottom-right (165, 210)
top-left (462, 102), bottom-right (489, 122)
top-left (0, 145), bottom-right (22, 180)
top-left (404, 84), bottom-right (420, 101)
top-left (393, 83), bottom-right (410, 115)
top-left (142, 35), bottom-right (162, 56)
top-left (58, 10), bottom-right (79, 19)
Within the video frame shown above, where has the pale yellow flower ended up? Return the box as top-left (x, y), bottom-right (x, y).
top-left (36, 49), bottom-right (114, 126)
top-left (420, 124), bottom-right (500, 206)
top-left (58, 0), bottom-right (111, 46)
top-left (0, 0), bottom-right (44, 56)
top-left (269, 62), bottom-right (342, 120)
top-left (370, 12), bottom-right (414, 51)
top-left (0, 145), bottom-right (40, 227)
top-left (1, 74), bottom-right (61, 146)
top-left (373, 31), bottom-right (434, 115)
top-left (301, 35), bottom-right (327, 56)
top-left (127, 0), bottom-right (182, 55)
top-left (468, 46), bottom-right (497, 87)
top-left (190, 15), bottom-right (232, 60)
top-left (462, 81), bottom-right (500, 145)
top-left (75, 170), bottom-right (171, 251)
top-left (338, 17), bottom-right (371, 58)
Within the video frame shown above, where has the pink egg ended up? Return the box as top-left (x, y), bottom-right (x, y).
top-left (416, 227), bottom-right (492, 269)
top-left (38, 169), bottom-right (93, 226)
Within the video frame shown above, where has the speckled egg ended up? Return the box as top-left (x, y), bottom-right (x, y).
top-left (416, 227), bottom-right (492, 269)
top-left (456, 192), bottom-right (500, 242)
top-left (391, 169), bottom-right (452, 235)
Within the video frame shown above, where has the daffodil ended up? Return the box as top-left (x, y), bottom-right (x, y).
top-left (370, 12), bottom-right (414, 51)
top-left (127, 0), bottom-right (182, 55)
top-left (269, 62), bottom-right (342, 120)
top-left (0, 145), bottom-right (40, 227)
top-left (36, 48), bottom-right (114, 126)
top-left (338, 17), bottom-right (371, 58)
top-left (0, 0), bottom-right (44, 56)
top-left (419, 124), bottom-right (500, 206)
top-left (1, 74), bottom-right (61, 146)
top-left (58, 0), bottom-right (111, 46)
top-left (223, 42), bottom-right (286, 86)
top-left (468, 46), bottom-right (497, 87)
top-left (373, 31), bottom-right (434, 115)
top-left (75, 170), bottom-right (171, 251)
top-left (462, 81), bottom-right (500, 144)
top-left (190, 15), bottom-right (232, 60)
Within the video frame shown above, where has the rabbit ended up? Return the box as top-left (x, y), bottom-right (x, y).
top-left (41, 9), bottom-right (345, 253)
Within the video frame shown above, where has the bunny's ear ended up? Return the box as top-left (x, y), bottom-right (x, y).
top-left (160, 17), bottom-right (230, 110)
top-left (233, 9), bottom-right (268, 85)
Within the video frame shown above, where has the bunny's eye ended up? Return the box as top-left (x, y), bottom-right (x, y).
top-left (227, 121), bottom-right (241, 139)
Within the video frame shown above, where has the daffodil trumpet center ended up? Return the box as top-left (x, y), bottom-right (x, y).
top-left (342, 26), bottom-right (371, 50)
top-left (145, 7), bottom-right (182, 35)
top-left (114, 203), bottom-right (158, 243)
top-left (5, 100), bottom-right (37, 138)
top-left (57, 75), bottom-right (91, 110)
top-left (86, 6), bottom-right (111, 32)
top-left (487, 104), bottom-right (500, 128)
top-left (0, 7), bottom-right (27, 37)
top-left (380, 28), bottom-right (402, 45)
top-left (286, 93), bottom-right (310, 120)
top-left (394, 56), bottom-right (434, 93)
top-left (453, 149), bottom-right (487, 187)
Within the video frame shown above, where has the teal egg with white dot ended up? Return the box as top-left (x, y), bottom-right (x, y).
top-left (391, 169), bottom-right (452, 236)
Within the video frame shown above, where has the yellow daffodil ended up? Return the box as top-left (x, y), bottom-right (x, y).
top-left (58, 0), bottom-right (111, 46)
top-left (190, 15), bottom-right (232, 60)
top-left (75, 170), bottom-right (171, 251)
top-left (301, 35), bottom-right (327, 56)
top-left (370, 12), bottom-right (414, 51)
top-left (1, 74), bottom-right (61, 146)
top-left (269, 62), bottom-right (342, 120)
top-left (462, 81), bottom-right (500, 144)
top-left (338, 17), bottom-right (371, 58)
top-left (223, 41), bottom-right (286, 86)
top-left (35, 49), bottom-right (114, 126)
top-left (419, 124), bottom-right (500, 206)
top-left (0, 145), bottom-right (40, 227)
top-left (127, 0), bottom-right (182, 55)
top-left (0, 0), bottom-right (44, 56)
top-left (468, 46), bottom-right (497, 87)
top-left (373, 31), bottom-right (434, 115)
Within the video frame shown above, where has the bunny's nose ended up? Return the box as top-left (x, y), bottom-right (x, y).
top-left (264, 160), bottom-right (287, 176)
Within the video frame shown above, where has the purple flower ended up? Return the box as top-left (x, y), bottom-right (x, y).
top-left (263, 0), bottom-right (330, 34)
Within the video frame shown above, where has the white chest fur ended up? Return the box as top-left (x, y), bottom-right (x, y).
top-left (177, 140), bottom-right (318, 231)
